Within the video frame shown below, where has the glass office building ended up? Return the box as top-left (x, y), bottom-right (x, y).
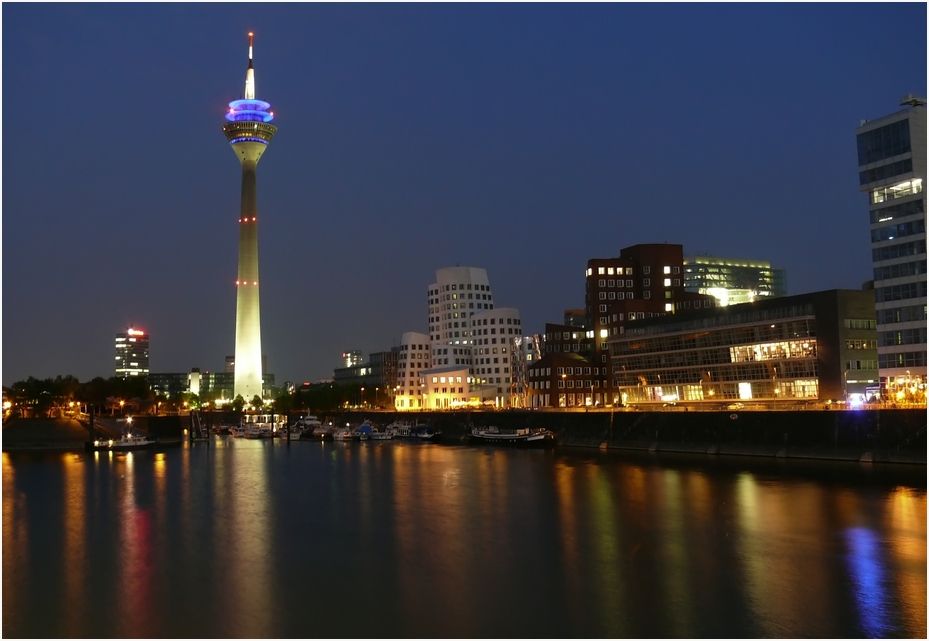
top-left (856, 95), bottom-right (927, 398)
top-left (683, 256), bottom-right (787, 306)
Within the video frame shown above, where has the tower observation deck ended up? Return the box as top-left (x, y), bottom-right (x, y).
top-left (224, 32), bottom-right (277, 401)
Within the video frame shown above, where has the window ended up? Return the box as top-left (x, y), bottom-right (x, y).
top-left (673, 266), bottom-right (680, 274)
top-left (643, 278), bottom-right (651, 287)
top-left (857, 119), bottom-right (911, 165)
top-left (643, 266), bottom-right (651, 274)
top-left (663, 266), bottom-right (671, 274)
top-left (598, 279), bottom-right (606, 287)
top-left (626, 280), bottom-right (633, 287)
top-left (844, 319), bottom-right (877, 330)
top-left (599, 304), bottom-right (607, 312)
top-left (598, 267), bottom-right (605, 275)
top-left (663, 278), bottom-right (671, 286)
top-left (871, 179), bottom-right (923, 204)
top-left (643, 291), bottom-right (651, 299)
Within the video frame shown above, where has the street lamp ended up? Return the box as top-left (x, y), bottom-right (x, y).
top-left (360, 387), bottom-right (365, 408)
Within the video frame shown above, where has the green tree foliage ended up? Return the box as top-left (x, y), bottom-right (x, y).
top-left (230, 395), bottom-right (246, 414)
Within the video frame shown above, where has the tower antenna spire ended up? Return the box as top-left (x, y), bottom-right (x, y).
top-left (245, 31), bottom-right (256, 99)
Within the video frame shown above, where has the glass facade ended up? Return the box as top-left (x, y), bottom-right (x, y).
top-left (858, 102), bottom-right (926, 396)
top-left (857, 119), bottom-right (911, 165)
top-left (608, 292), bottom-right (879, 404)
top-left (683, 256), bottom-right (787, 306)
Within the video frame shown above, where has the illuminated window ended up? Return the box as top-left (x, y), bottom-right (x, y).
top-left (663, 266), bottom-right (671, 274)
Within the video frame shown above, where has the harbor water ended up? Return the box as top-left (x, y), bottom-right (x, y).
top-left (3, 438), bottom-right (926, 638)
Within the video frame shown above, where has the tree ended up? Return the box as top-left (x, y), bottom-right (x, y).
top-left (230, 395), bottom-right (246, 414)
top-left (251, 395), bottom-right (264, 411)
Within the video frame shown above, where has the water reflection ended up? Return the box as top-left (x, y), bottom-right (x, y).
top-left (61, 454), bottom-right (87, 636)
top-left (1, 444), bottom-right (925, 638)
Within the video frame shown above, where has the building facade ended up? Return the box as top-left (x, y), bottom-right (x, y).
top-left (584, 244), bottom-right (717, 405)
top-left (115, 327), bottom-right (149, 379)
top-left (683, 255), bottom-right (787, 306)
top-left (856, 95), bottom-right (927, 397)
top-left (395, 266), bottom-right (522, 410)
top-left (607, 289), bottom-right (879, 406)
top-left (396, 332), bottom-right (432, 409)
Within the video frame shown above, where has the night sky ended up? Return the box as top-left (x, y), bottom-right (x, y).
top-left (3, 3), bottom-right (926, 387)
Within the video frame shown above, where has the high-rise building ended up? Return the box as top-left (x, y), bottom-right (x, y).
top-left (856, 95), bottom-right (926, 395)
top-left (223, 32), bottom-right (277, 400)
top-left (115, 327), bottom-right (149, 378)
top-left (342, 350), bottom-right (363, 368)
top-left (683, 255), bottom-right (787, 306)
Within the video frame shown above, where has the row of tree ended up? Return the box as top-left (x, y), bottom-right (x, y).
top-left (4, 375), bottom-right (383, 419)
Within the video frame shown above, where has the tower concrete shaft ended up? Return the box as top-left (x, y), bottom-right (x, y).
top-left (223, 33), bottom-right (277, 401)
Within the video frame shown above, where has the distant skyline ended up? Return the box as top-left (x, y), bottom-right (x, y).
top-left (3, 3), bottom-right (926, 386)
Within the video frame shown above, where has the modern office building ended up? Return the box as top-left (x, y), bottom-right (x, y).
top-left (223, 33), bottom-right (277, 400)
top-left (583, 244), bottom-right (717, 405)
top-left (333, 349), bottom-right (398, 398)
top-left (342, 350), bottom-right (363, 368)
top-left (856, 95), bottom-right (927, 397)
top-left (115, 327), bottom-right (150, 378)
top-left (148, 370), bottom-right (199, 398)
top-left (684, 255), bottom-right (787, 306)
top-left (606, 289), bottom-right (879, 406)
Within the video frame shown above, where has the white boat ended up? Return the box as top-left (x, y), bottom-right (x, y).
top-left (231, 426), bottom-right (247, 438)
top-left (260, 425), bottom-right (274, 439)
top-left (287, 428), bottom-right (302, 440)
top-left (368, 429), bottom-right (394, 441)
top-left (95, 433), bottom-right (155, 451)
top-left (294, 415), bottom-right (322, 431)
top-left (244, 426), bottom-right (263, 439)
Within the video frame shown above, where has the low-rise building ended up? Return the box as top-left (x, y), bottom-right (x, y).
top-left (607, 289), bottom-right (879, 406)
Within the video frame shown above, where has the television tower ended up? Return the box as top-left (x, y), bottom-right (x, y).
top-left (223, 32), bottom-right (277, 401)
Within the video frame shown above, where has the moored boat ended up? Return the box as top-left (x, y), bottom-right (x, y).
top-left (94, 433), bottom-right (156, 451)
top-left (332, 426), bottom-right (353, 441)
top-left (469, 425), bottom-right (555, 446)
top-left (311, 422), bottom-right (335, 439)
top-left (393, 422), bottom-right (441, 442)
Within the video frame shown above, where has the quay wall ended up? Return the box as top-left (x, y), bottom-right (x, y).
top-left (329, 408), bottom-right (927, 465)
top-left (5, 410), bottom-right (925, 465)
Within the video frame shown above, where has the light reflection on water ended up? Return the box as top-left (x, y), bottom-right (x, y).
top-left (2, 441), bottom-right (926, 638)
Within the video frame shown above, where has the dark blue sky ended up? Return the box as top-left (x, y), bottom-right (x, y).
top-left (3, 3), bottom-right (926, 386)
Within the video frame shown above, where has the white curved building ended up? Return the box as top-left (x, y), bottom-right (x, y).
top-left (395, 332), bottom-right (432, 410)
top-left (395, 266), bottom-right (521, 410)
top-left (468, 307), bottom-right (522, 407)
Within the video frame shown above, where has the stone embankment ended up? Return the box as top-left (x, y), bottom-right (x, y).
top-left (331, 407), bottom-right (927, 465)
top-left (4, 409), bottom-right (924, 465)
